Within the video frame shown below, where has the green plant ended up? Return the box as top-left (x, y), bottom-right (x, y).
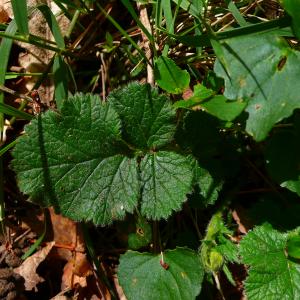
top-left (4, 0), bottom-right (300, 299)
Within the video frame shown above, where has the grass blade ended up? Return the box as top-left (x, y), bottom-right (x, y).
top-left (0, 140), bottom-right (17, 157)
top-left (0, 103), bottom-right (33, 120)
top-left (11, 0), bottom-right (29, 36)
top-left (0, 20), bottom-right (17, 236)
top-left (35, 4), bottom-right (65, 49)
top-left (120, 0), bottom-right (154, 44)
top-left (53, 55), bottom-right (69, 109)
top-left (21, 212), bottom-right (47, 260)
top-left (96, 2), bottom-right (149, 64)
top-left (161, 0), bottom-right (173, 56)
top-left (226, 0), bottom-right (248, 27)
top-left (0, 21), bottom-right (17, 101)
top-left (155, 0), bottom-right (163, 31)
top-left (36, 4), bottom-right (69, 108)
top-left (172, 0), bottom-right (201, 19)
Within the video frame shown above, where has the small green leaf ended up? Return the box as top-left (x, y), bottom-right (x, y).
top-left (214, 32), bottom-right (300, 141)
top-left (287, 235), bottom-right (300, 259)
top-left (215, 235), bottom-right (239, 263)
top-left (240, 223), bottom-right (300, 300)
top-left (108, 82), bottom-right (176, 149)
top-left (140, 151), bottom-right (193, 220)
top-left (118, 248), bottom-right (204, 300)
top-left (173, 84), bottom-right (215, 109)
top-left (200, 95), bottom-right (246, 121)
top-left (208, 248), bottom-right (224, 272)
top-left (12, 93), bottom-right (140, 225)
top-left (193, 161), bottom-right (223, 206)
top-left (154, 56), bottom-right (190, 94)
top-left (174, 84), bottom-right (246, 121)
top-left (128, 216), bottom-right (152, 250)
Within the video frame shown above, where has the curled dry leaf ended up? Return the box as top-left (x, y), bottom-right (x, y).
top-left (14, 241), bottom-right (55, 291)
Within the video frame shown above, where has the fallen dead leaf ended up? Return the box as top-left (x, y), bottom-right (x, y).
top-left (61, 253), bottom-right (93, 290)
top-left (0, 5), bottom-right (9, 23)
top-left (14, 241), bottom-right (55, 291)
top-left (232, 209), bottom-right (247, 235)
top-left (50, 296), bottom-right (69, 300)
top-left (113, 275), bottom-right (127, 300)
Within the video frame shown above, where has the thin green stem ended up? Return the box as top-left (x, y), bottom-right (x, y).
top-left (0, 140), bottom-right (17, 157)
top-left (66, 9), bottom-right (81, 38)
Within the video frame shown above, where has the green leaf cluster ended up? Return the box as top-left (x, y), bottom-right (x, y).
top-left (12, 83), bottom-right (198, 225)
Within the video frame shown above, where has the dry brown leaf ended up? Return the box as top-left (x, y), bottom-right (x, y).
top-left (14, 241), bottom-right (55, 291)
top-left (113, 275), bottom-right (127, 300)
top-left (48, 207), bottom-right (85, 262)
top-left (0, 5), bottom-right (9, 23)
top-left (232, 208), bottom-right (248, 234)
top-left (61, 253), bottom-right (93, 290)
top-left (50, 296), bottom-right (70, 300)
top-left (0, 0), bottom-right (13, 19)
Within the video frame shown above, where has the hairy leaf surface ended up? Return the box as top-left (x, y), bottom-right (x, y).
top-left (214, 32), bottom-right (300, 141)
top-left (108, 82), bottom-right (176, 149)
top-left (118, 248), bottom-right (204, 300)
top-left (12, 93), bottom-right (140, 225)
top-left (140, 151), bottom-right (193, 220)
top-left (240, 223), bottom-right (300, 300)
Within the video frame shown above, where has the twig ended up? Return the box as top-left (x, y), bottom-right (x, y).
top-left (136, 3), bottom-right (154, 86)
top-left (0, 85), bottom-right (33, 102)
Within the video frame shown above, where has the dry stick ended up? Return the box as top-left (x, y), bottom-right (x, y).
top-left (212, 0), bottom-right (264, 30)
top-left (137, 3), bottom-right (154, 86)
top-left (0, 85), bottom-right (33, 102)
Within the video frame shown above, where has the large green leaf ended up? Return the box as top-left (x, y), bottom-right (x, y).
top-left (154, 56), bottom-right (190, 94)
top-left (12, 93), bottom-right (140, 225)
top-left (240, 223), bottom-right (300, 300)
top-left (108, 82), bottom-right (176, 149)
top-left (118, 248), bottom-right (204, 300)
top-left (140, 151), bottom-right (193, 220)
top-left (214, 32), bottom-right (300, 141)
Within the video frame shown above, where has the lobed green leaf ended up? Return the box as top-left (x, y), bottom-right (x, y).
top-left (12, 93), bottom-right (140, 225)
top-left (108, 82), bottom-right (176, 149)
top-left (140, 151), bottom-right (193, 220)
top-left (240, 223), bottom-right (300, 300)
